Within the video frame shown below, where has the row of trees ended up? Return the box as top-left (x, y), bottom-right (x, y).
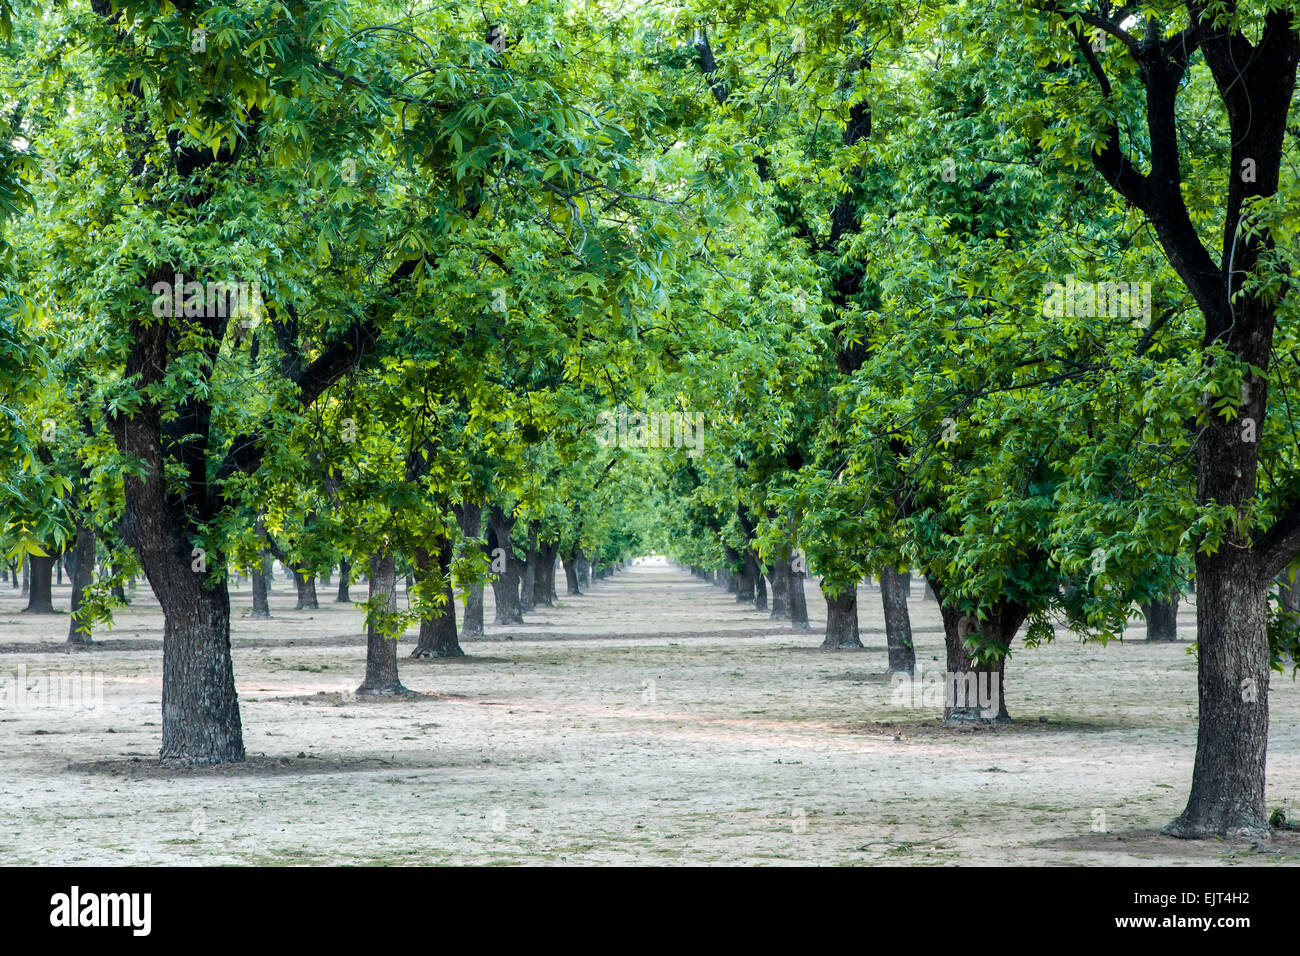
top-left (1, 1), bottom-right (1298, 840)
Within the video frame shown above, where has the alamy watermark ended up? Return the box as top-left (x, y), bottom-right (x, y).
top-left (0, 664), bottom-right (103, 713)
top-left (151, 272), bottom-right (263, 326)
top-left (1042, 274), bottom-right (1151, 321)
top-left (889, 661), bottom-right (1000, 718)
top-left (595, 404), bottom-right (705, 458)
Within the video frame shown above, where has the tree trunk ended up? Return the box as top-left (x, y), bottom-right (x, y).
top-left (734, 546), bottom-right (755, 603)
top-left (767, 553), bottom-right (790, 620)
top-left (412, 535), bottom-right (462, 658)
top-left (336, 557), bottom-right (351, 602)
top-left (752, 552), bottom-right (768, 611)
top-left (563, 544), bottom-right (582, 595)
top-left (788, 562), bottom-right (810, 629)
top-left (534, 540), bottom-right (558, 607)
top-left (820, 582), bottom-right (863, 649)
top-left (880, 566), bottom-right (915, 674)
top-left (1143, 593), bottom-right (1180, 642)
top-left (933, 582), bottom-right (1023, 724)
top-left (576, 548), bottom-right (590, 589)
top-left (24, 554), bottom-right (56, 614)
top-left (722, 543), bottom-right (743, 595)
top-left (488, 508), bottom-right (524, 624)
top-left (457, 502), bottom-right (485, 638)
top-left (263, 553), bottom-right (274, 591)
top-left (519, 524), bottom-right (539, 614)
top-left (293, 570), bottom-right (319, 610)
top-left (111, 560), bottom-right (128, 604)
top-left (250, 558), bottom-right (271, 619)
top-left (1164, 546), bottom-right (1270, 839)
top-left (20, 552), bottom-right (28, 596)
top-left (67, 524), bottom-right (97, 644)
top-left (357, 552), bottom-right (408, 695)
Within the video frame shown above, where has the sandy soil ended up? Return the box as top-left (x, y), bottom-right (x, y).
top-left (0, 557), bottom-right (1296, 866)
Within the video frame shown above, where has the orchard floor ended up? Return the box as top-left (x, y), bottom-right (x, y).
top-left (1, 557), bottom-right (1298, 866)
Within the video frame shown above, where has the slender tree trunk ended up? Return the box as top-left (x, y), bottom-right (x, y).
top-left (577, 548), bottom-right (590, 589)
top-left (821, 582), bottom-right (863, 649)
top-left (767, 552), bottom-right (790, 620)
top-left (488, 508), bottom-right (524, 624)
top-left (1143, 593), bottom-right (1180, 642)
top-left (563, 544), bottom-right (582, 595)
top-left (67, 524), bottom-right (97, 644)
top-left (263, 554), bottom-right (274, 591)
top-left (752, 552), bottom-right (767, 611)
top-left (788, 562), bottom-right (810, 629)
top-left (357, 552), bottom-right (407, 695)
top-left (293, 570), bottom-right (319, 610)
top-left (20, 552), bottom-right (30, 597)
top-left (250, 558), bottom-right (271, 619)
top-left (457, 502), bottom-right (485, 638)
top-left (24, 554), bottom-right (56, 614)
top-left (412, 534), bottom-right (462, 658)
top-left (519, 524), bottom-right (539, 614)
top-left (722, 543), bottom-right (743, 594)
top-left (335, 557), bottom-right (350, 602)
top-left (111, 560), bottom-right (128, 604)
top-left (880, 566), bottom-right (915, 675)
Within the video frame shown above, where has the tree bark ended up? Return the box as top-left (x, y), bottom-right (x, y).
top-left (293, 570), bottom-right (319, 610)
top-left (576, 548), bottom-right (590, 589)
top-left (820, 582), bottom-right (863, 649)
top-left (519, 524), bottom-right (539, 614)
top-left (933, 582), bottom-right (1023, 724)
top-left (880, 566), bottom-right (915, 674)
top-left (67, 524), bottom-right (97, 644)
top-left (1143, 593), bottom-right (1180, 642)
top-left (1164, 547), bottom-right (1270, 839)
top-left (335, 557), bottom-right (350, 602)
top-left (767, 553), bottom-right (790, 620)
top-left (752, 552), bottom-right (767, 611)
top-left (788, 561), bottom-right (810, 629)
top-left (457, 502), bottom-right (485, 638)
top-left (250, 557), bottom-right (271, 619)
top-left (488, 508), bottom-right (524, 624)
top-left (24, 554), bottom-right (56, 614)
top-left (733, 541), bottom-right (754, 600)
top-left (534, 540), bottom-right (558, 607)
top-left (357, 552), bottom-right (408, 695)
top-left (20, 552), bottom-right (28, 596)
top-left (412, 534), bottom-right (463, 658)
top-left (562, 544), bottom-right (582, 595)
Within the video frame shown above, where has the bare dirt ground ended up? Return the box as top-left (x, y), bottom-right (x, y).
top-left (0, 557), bottom-right (1297, 866)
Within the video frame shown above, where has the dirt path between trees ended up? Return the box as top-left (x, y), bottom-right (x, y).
top-left (0, 558), bottom-right (1296, 865)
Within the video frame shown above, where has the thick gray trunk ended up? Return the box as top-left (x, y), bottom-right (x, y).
top-left (1143, 593), bottom-right (1180, 641)
top-left (24, 553), bottom-right (56, 614)
top-left (820, 582), bottom-right (862, 649)
top-left (293, 570), bottom-right (319, 610)
top-left (357, 552), bottom-right (407, 695)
